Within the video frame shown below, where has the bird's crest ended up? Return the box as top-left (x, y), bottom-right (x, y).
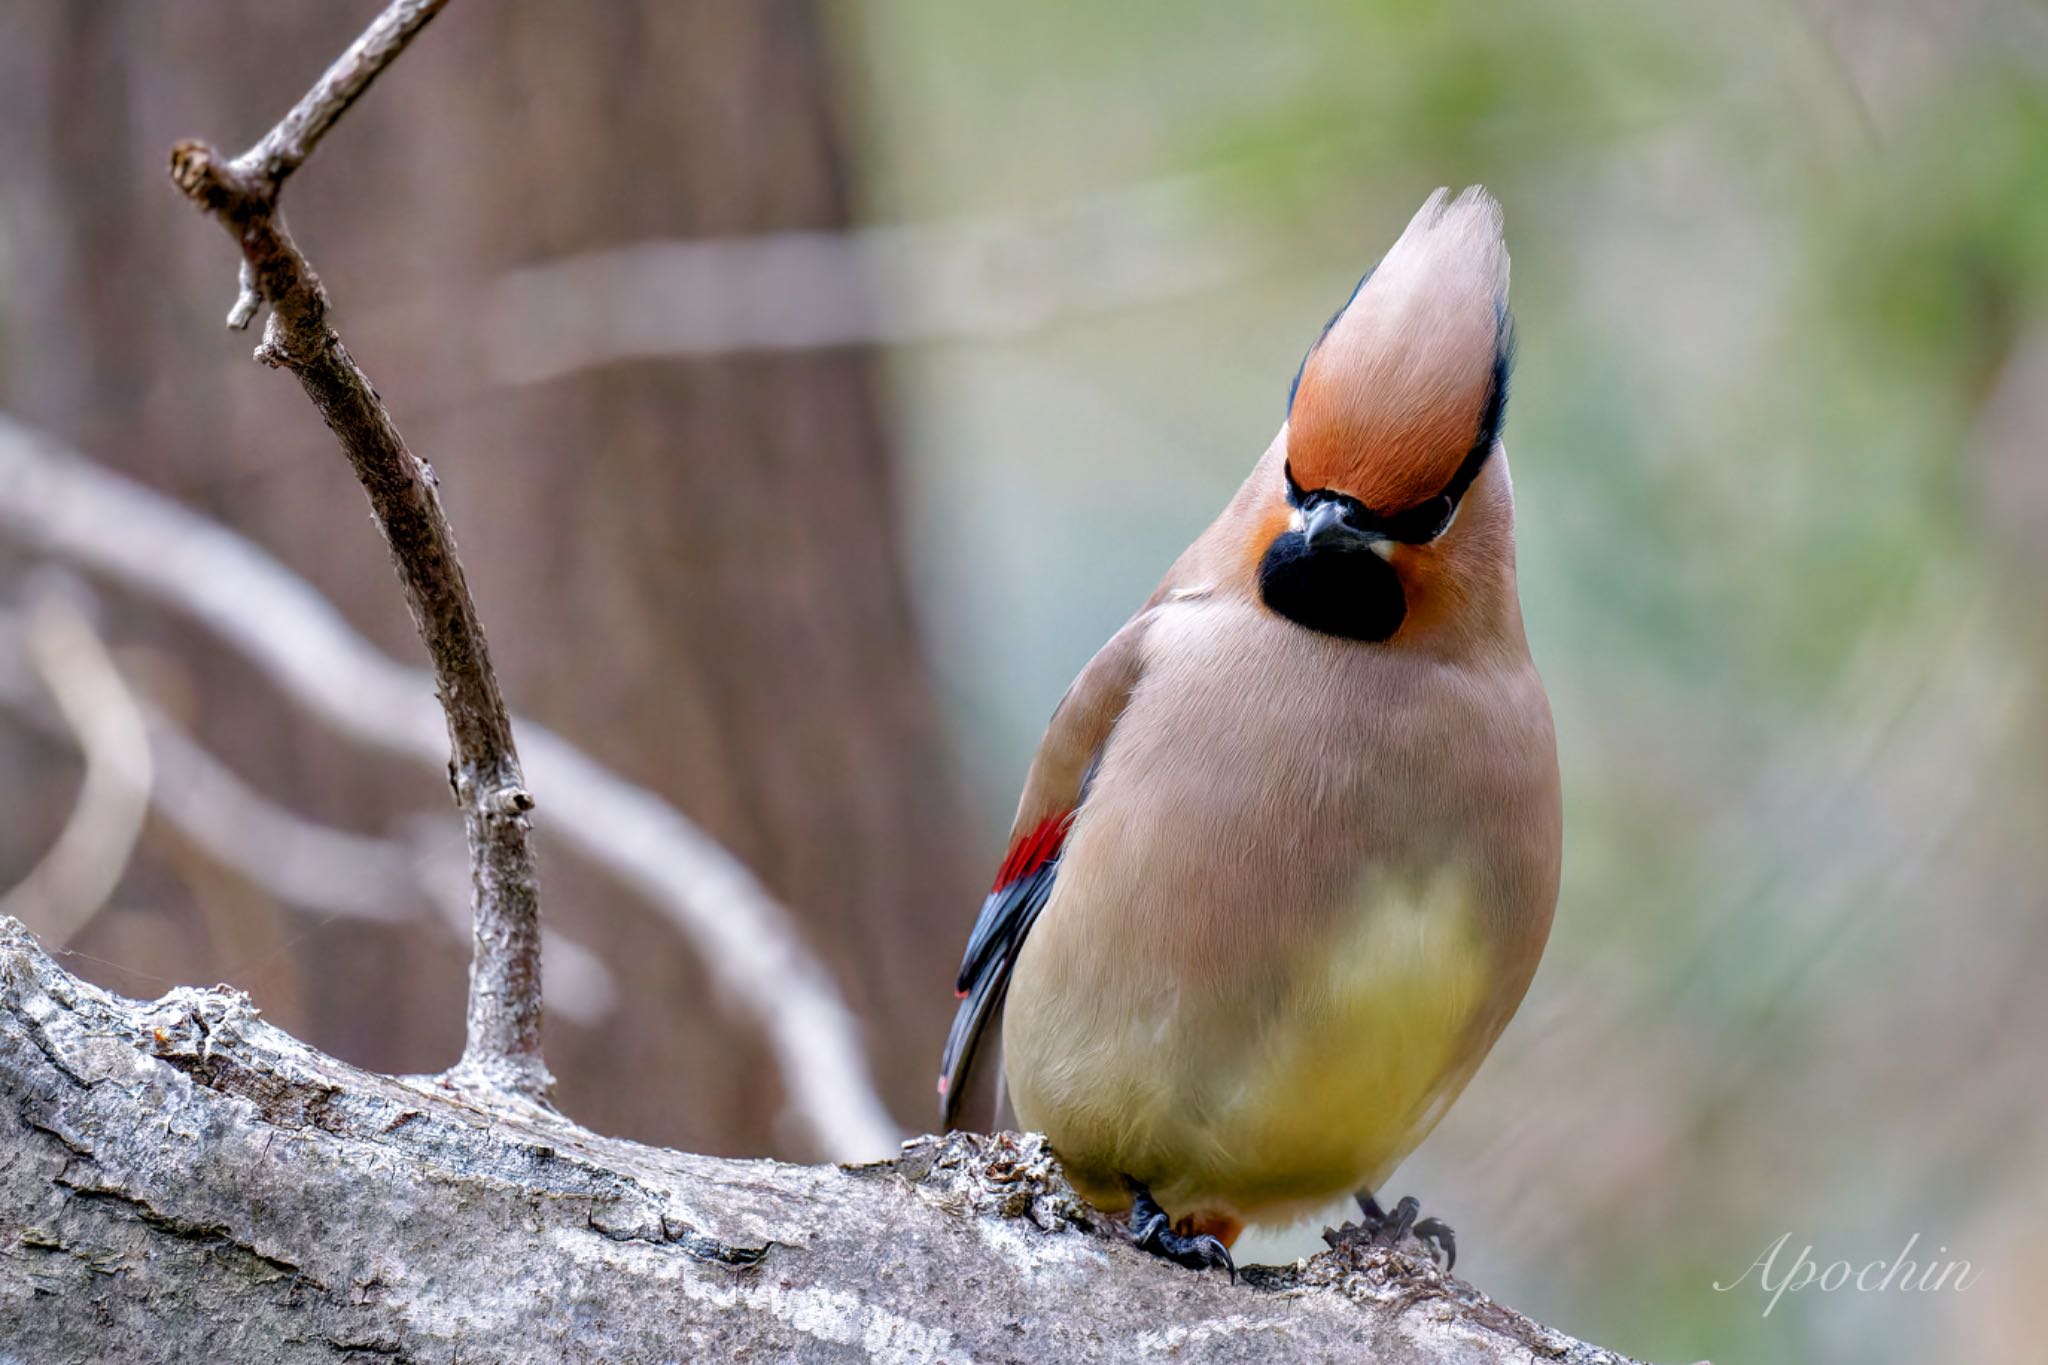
top-left (1287, 187), bottom-right (1512, 515)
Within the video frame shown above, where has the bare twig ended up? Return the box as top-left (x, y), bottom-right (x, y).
top-left (165, 0), bottom-right (546, 1099)
top-left (242, 0), bottom-right (450, 189)
top-left (168, 0), bottom-right (451, 338)
top-left (146, 717), bottom-right (618, 1029)
top-left (485, 175), bottom-right (1263, 382)
top-left (392, 817), bottom-right (618, 1029)
top-left (0, 414), bottom-right (900, 1159)
top-left (0, 607), bottom-right (618, 1028)
top-left (0, 592), bottom-right (152, 943)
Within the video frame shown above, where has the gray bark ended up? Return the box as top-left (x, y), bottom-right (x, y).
top-left (0, 919), bottom-right (1635, 1364)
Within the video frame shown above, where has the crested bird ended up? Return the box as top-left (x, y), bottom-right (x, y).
top-left (939, 186), bottom-right (1562, 1277)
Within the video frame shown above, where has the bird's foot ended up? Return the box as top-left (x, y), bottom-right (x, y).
top-left (1125, 1182), bottom-right (1235, 1282)
top-left (1323, 1191), bottom-right (1457, 1272)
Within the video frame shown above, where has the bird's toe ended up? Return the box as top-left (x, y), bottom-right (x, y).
top-left (1324, 1190), bottom-right (1455, 1272)
top-left (1124, 1184), bottom-right (1237, 1282)
top-left (1367, 1194), bottom-right (1422, 1249)
top-left (1134, 1223), bottom-right (1234, 1281)
top-left (1411, 1216), bottom-right (1457, 1272)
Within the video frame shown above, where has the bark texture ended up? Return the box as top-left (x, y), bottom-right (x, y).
top-left (0, 919), bottom-right (1633, 1364)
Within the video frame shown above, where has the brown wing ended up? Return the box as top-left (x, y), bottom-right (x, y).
top-left (937, 608), bottom-right (1155, 1129)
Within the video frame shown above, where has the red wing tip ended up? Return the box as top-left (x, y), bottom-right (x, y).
top-left (954, 987), bottom-right (969, 1000)
top-left (935, 1075), bottom-right (949, 1096)
top-left (991, 810), bottom-right (1075, 890)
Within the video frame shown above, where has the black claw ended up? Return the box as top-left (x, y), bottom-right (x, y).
top-left (1125, 1182), bottom-right (1236, 1282)
top-left (1412, 1217), bottom-right (1457, 1272)
top-left (1325, 1188), bottom-right (1457, 1272)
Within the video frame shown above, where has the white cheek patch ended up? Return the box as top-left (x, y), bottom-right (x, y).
top-left (1287, 508), bottom-right (1305, 534)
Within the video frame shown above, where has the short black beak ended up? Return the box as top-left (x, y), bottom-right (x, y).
top-left (1299, 499), bottom-right (1385, 555)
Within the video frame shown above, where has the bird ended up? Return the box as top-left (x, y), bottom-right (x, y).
top-left (938, 186), bottom-right (1562, 1279)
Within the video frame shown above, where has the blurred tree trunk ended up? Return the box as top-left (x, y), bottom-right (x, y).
top-left (0, 1), bottom-right (972, 1154)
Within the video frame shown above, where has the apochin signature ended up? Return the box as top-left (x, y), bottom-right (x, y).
top-left (1714, 1232), bottom-right (1980, 1317)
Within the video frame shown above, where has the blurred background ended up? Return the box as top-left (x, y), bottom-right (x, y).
top-left (2, 2), bottom-right (2045, 1361)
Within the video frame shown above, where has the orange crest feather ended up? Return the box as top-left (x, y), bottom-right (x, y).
top-left (1287, 187), bottom-right (1510, 513)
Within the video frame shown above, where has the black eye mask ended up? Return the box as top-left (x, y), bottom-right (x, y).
top-left (1282, 463), bottom-right (1460, 547)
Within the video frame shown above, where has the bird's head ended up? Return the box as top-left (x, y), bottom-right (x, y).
top-left (1258, 186), bottom-right (1514, 644)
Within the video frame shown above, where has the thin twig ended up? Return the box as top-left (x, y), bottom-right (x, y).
top-left (0, 415), bottom-right (901, 1159)
top-left (483, 174), bottom-right (1262, 382)
top-left (0, 592), bottom-right (153, 944)
top-left (240, 0), bottom-right (451, 189)
top-left (165, 0), bottom-right (548, 1100)
top-left (0, 606), bottom-right (618, 1029)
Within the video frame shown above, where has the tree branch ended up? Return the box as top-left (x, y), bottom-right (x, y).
top-left (0, 591), bottom-right (152, 943)
top-left (0, 920), bottom-right (1638, 1364)
top-left (164, 0), bottom-right (545, 1100)
top-left (0, 610), bottom-right (620, 1029)
top-left (244, 0), bottom-right (451, 190)
top-left (482, 174), bottom-right (1264, 381)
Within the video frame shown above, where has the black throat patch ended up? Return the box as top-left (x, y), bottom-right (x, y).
top-left (1257, 529), bottom-right (1408, 642)
top-left (1259, 319), bottom-right (1513, 643)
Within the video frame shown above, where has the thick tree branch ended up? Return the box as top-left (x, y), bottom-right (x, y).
top-left (164, 0), bottom-right (545, 1099)
top-left (0, 920), bottom-right (1638, 1364)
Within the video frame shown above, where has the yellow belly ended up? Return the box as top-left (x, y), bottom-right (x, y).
top-left (1004, 869), bottom-right (1496, 1227)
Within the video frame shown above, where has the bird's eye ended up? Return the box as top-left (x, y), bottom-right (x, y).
top-left (1382, 495), bottom-right (1455, 545)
